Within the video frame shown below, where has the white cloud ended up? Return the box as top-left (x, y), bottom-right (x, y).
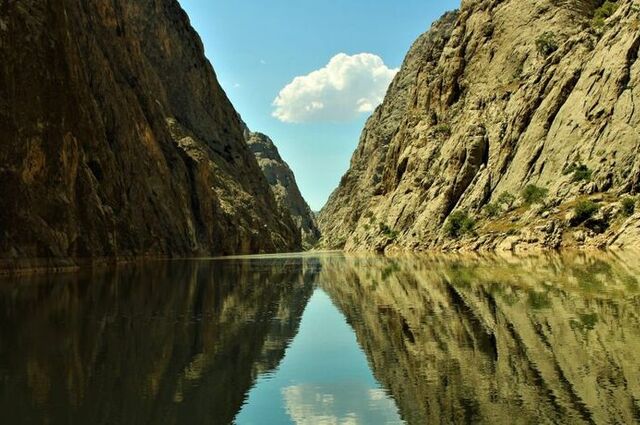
top-left (260, 59), bottom-right (267, 65)
top-left (272, 53), bottom-right (398, 123)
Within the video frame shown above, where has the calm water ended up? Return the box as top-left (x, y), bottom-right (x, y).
top-left (1, 252), bottom-right (639, 424)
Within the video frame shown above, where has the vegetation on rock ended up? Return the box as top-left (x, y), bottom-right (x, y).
top-left (379, 223), bottom-right (399, 241)
top-left (564, 163), bottom-right (593, 182)
top-left (445, 211), bottom-right (476, 238)
top-left (484, 192), bottom-right (516, 218)
top-left (318, 0), bottom-right (640, 252)
top-left (592, 1), bottom-right (620, 28)
top-left (621, 197), bottom-right (636, 217)
top-left (573, 200), bottom-right (600, 225)
top-left (535, 32), bottom-right (558, 56)
top-left (522, 185), bottom-right (549, 205)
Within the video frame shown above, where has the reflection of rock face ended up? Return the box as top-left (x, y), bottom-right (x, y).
top-left (320, 254), bottom-right (640, 424)
top-left (0, 0), bottom-right (300, 272)
top-left (246, 131), bottom-right (321, 249)
top-left (0, 258), bottom-right (317, 424)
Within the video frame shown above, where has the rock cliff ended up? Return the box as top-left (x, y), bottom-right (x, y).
top-left (245, 130), bottom-right (320, 249)
top-left (0, 0), bottom-right (300, 272)
top-left (319, 0), bottom-right (640, 252)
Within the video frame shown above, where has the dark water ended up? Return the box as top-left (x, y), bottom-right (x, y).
top-left (1, 252), bottom-right (639, 424)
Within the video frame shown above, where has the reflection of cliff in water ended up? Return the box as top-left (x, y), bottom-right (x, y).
top-left (0, 258), bottom-right (318, 424)
top-left (320, 253), bottom-right (640, 425)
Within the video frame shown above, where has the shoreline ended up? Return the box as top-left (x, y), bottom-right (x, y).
top-left (3, 246), bottom-right (639, 278)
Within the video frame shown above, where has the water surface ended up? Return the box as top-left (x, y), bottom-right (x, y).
top-left (1, 252), bottom-right (639, 424)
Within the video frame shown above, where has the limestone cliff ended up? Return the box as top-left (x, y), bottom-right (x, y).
top-left (320, 0), bottom-right (640, 252)
top-left (246, 130), bottom-right (320, 249)
top-left (0, 0), bottom-right (300, 272)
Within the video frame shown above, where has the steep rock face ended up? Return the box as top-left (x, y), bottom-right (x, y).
top-left (246, 131), bottom-right (320, 249)
top-left (320, 0), bottom-right (640, 252)
top-left (0, 0), bottom-right (300, 272)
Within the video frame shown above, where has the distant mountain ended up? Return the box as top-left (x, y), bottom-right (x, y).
top-left (245, 130), bottom-right (320, 249)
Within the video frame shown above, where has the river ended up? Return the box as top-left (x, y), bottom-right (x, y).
top-left (1, 252), bottom-right (639, 424)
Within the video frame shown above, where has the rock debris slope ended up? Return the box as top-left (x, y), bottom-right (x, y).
top-left (245, 130), bottom-right (320, 249)
top-left (319, 0), bottom-right (640, 252)
top-left (0, 0), bottom-right (300, 271)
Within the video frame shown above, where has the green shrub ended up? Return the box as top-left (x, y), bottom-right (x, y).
top-left (522, 184), bottom-right (549, 205)
top-left (445, 210), bottom-right (476, 238)
top-left (379, 223), bottom-right (398, 240)
top-left (573, 200), bottom-right (599, 224)
top-left (433, 124), bottom-right (452, 138)
top-left (484, 202), bottom-right (501, 218)
top-left (592, 1), bottom-right (620, 28)
top-left (566, 164), bottom-right (593, 182)
top-left (496, 192), bottom-right (516, 209)
top-left (485, 192), bottom-right (516, 219)
top-left (621, 197), bottom-right (636, 217)
top-left (535, 32), bottom-right (558, 57)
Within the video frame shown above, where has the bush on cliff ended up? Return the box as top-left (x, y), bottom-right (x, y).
top-left (621, 197), bottom-right (636, 217)
top-left (592, 1), bottom-right (620, 28)
top-left (535, 32), bottom-right (558, 56)
top-left (522, 184), bottom-right (548, 205)
top-left (445, 210), bottom-right (476, 238)
top-left (573, 200), bottom-right (599, 225)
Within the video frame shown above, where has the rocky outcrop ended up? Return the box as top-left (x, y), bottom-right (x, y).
top-left (319, 0), bottom-right (640, 252)
top-left (0, 0), bottom-right (300, 272)
top-left (246, 130), bottom-right (320, 249)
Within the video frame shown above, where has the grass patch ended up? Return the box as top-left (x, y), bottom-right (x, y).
top-left (484, 202), bottom-right (501, 218)
top-left (496, 192), bottom-right (516, 208)
top-left (564, 163), bottom-right (593, 182)
top-left (433, 124), bottom-right (452, 138)
top-left (379, 223), bottom-right (398, 241)
top-left (484, 192), bottom-right (515, 218)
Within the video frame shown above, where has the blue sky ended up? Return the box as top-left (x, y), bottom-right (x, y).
top-left (179, 0), bottom-right (460, 210)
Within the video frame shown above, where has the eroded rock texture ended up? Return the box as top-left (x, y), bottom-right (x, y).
top-left (246, 130), bottom-right (320, 249)
top-left (0, 0), bottom-right (300, 272)
top-left (320, 0), bottom-right (640, 252)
